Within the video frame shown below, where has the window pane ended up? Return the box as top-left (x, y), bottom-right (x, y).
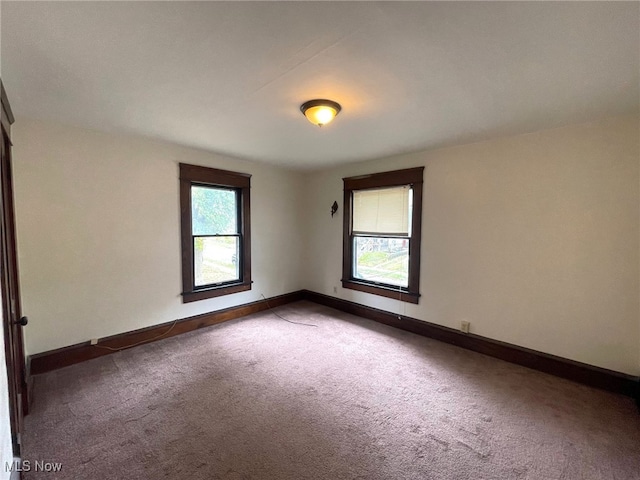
top-left (353, 236), bottom-right (409, 287)
top-left (194, 236), bottom-right (240, 286)
top-left (191, 186), bottom-right (237, 235)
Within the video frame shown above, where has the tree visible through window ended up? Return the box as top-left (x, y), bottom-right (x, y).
top-left (191, 186), bottom-right (240, 286)
top-left (180, 164), bottom-right (251, 303)
top-left (342, 167), bottom-right (423, 304)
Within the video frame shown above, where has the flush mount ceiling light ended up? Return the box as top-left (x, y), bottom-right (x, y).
top-left (300, 99), bottom-right (342, 127)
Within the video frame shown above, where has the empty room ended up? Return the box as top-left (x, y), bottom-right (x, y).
top-left (0, 1), bottom-right (639, 479)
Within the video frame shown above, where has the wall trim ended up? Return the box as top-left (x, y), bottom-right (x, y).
top-left (25, 357), bottom-right (33, 416)
top-left (1, 78), bottom-right (15, 138)
top-left (28, 289), bottom-right (639, 402)
top-left (302, 290), bottom-right (640, 399)
top-left (29, 291), bottom-right (304, 375)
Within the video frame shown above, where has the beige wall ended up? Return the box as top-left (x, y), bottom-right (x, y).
top-left (301, 115), bottom-right (640, 376)
top-left (10, 115), bottom-right (640, 377)
top-left (12, 118), bottom-right (305, 355)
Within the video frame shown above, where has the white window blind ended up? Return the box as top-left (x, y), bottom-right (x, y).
top-left (352, 186), bottom-right (411, 236)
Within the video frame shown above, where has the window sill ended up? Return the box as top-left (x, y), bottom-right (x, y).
top-left (341, 279), bottom-right (420, 304)
top-left (182, 282), bottom-right (251, 303)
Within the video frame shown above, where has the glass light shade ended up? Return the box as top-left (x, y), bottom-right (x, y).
top-left (300, 99), bottom-right (341, 127)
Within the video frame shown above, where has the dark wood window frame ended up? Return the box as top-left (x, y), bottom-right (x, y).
top-left (342, 167), bottom-right (424, 304)
top-left (180, 163), bottom-right (251, 303)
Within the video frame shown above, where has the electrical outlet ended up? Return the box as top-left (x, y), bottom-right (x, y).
top-left (333, 286), bottom-right (337, 294)
top-left (460, 321), bottom-right (470, 334)
top-left (90, 338), bottom-right (99, 345)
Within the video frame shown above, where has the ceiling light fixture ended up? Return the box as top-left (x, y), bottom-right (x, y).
top-left (300, 99), bottom-right (341, 127)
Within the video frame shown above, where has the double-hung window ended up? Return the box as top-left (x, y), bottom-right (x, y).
top-left (342, 167), bottom-right (423, 304)
top-left (179, 163), bottom-right (251, 302)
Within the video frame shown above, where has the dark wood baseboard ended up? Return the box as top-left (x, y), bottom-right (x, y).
top-left (302, 290), bottom-right (640, 399)
top-left (30, 291), bottom-right (304, 375)
top-left (28, 288), bottom-right (640, 402)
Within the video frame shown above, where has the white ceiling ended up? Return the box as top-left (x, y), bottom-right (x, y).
top-left (1, 1), bottom-right (638, 170)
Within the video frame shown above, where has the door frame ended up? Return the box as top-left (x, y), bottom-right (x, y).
top-left (1, 78), bottom-right (27, 458)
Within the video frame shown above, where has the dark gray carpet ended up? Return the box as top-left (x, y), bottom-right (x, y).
top-left (24, 301), bottom-right (640, 479)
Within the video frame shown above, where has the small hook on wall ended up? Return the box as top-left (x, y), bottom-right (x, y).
top-left (331, 201), bottom-right (339, 217)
